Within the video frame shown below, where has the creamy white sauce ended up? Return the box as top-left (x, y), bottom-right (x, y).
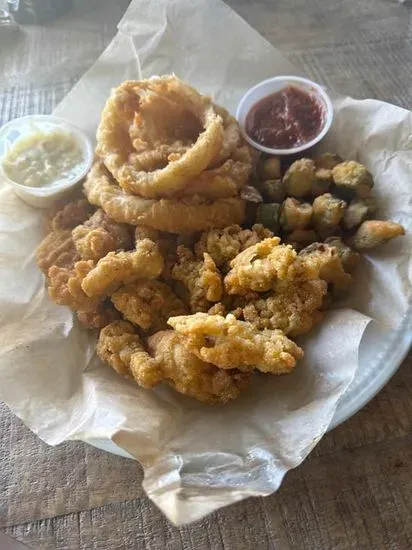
top-left (2, 129), bottom-right (85, 188)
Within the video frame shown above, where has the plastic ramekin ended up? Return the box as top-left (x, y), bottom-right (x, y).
top-left (236, 75), bottom-right (334, 156)
top-left (0, 115), bottom-right (94, 208)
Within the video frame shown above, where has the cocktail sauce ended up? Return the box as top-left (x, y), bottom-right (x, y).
top-left (245, 85), bottom-right (325, 149)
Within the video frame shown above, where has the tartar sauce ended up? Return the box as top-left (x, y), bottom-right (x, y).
top-left (2, 129), bottom-right (85, 188)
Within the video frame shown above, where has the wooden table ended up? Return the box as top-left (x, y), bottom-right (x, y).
top-left (1, 1), bottom-right (411, 548)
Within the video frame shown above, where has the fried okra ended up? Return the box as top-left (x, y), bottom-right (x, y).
top-left (283, 158), bottom-right (316, 197)
top-left (348, 220), bottom-right (405, 250)
top-left (258, 156), bottom-right (281, 180)
top-left (256, 203), bottom-right (281, 233)
top-left (342, 197), bottom-right (378, 230)
top-left (285, 229), bottom-right (318, 251)
top-left (257, 179), bottom-right (286, 202)
top-left (332, 161), bottom-right (373, 198)
top-left (324, 236), bottom-right (360, 272)
top-left (312, 168), bottom-right (333, 197)
top-left (314, 153), bottom-right (343, 170)
top-left (312, 193), bottom-right (347, 237)
top-left (280, 198), bottom-right (313, 231)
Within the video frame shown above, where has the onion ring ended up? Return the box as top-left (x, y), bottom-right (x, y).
top-left (96, 76), bottom-right (224, 198)
top-left (84, 163), bottom-right (246, 234)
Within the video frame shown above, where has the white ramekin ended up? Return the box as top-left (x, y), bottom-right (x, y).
top-left (0, 115), bottom-right (94, 208)
top-left (236, 75), bottom-right (334, 156)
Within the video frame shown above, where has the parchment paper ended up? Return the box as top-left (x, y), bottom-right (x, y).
top-left (0, 0), bottom-right (411, 526)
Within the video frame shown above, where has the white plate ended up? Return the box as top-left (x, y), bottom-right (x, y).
top-left (87, 309), bottom-right (412, 458)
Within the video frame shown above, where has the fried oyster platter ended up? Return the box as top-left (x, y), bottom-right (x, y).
top-left (35, 75), bottom-right (405, 405)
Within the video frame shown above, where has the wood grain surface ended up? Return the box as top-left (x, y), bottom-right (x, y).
top-left (1, 0), bottom-right (411, 548)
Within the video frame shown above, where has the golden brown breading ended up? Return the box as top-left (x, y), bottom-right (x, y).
top-left (348, 220), bottom-right (405, 250)
top-left (312, 168), bottom-right (332, 197)
top-left (224, 237), bottom-right (298, 295)
top-left (84, 161), bottom-right (246, 234)
top-left (168, 313), bottom-right (303, 374)
top-left (81, 240), bottom-right (164, 299)
top-left (172, 246), bottom-right (223, 311)
top-left (312, 193), bottom-right (347, 237)
top-left (280, 198), bottom-right (312, 231)
top-left (97, 321), bottom-right (161, 384)
top-left (194, 224), bottom-right (273, 271)
top-left (111, 279), bottom-right (187, 332)
top-left (44, 198), bottom-right (93, 233)
top-left (48, 260), bottom-right (99, 312)
top-left (97, 322), bottom-right (250, 403)
top-left (241, 279), bottom-right (327, 336)
top-left (324, 237), bottom-right (360, 272)
top-left (147, 330), bottom-right (251, 404)
top-left (342, 197), bottom-right (378, 230)
top-left (283, 158), bottom-right (316, 197)
top-left (72, 209), bottom-right (132, 261)
top-left (77, 302), bottom-right (121, 329)
top-left (36, 230), bottom-right (78, 274)
top-left (299, 243), bottom-right (352, 294)
top-left (332, 161), bottom-right (373, 198)
top-left (257, 156), bottom-right (281, 180)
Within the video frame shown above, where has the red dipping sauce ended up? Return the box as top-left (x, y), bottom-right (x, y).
top-left (245, 85), bottom-right (325, 149)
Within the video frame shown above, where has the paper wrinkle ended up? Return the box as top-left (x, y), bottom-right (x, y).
top-left (0, 0), bottom-right (411, 525)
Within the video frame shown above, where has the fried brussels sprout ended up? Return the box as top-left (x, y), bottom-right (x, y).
top-left (283, 158), bottom-right (315, 197)
top-left (312, 168), bottom-right (332, 197)
top-left (312, 193), bottom-right (347, 237)
top-left (257, 179), bottom-right (286, 203)
top-left (349, 220), bottom-right (405, 250)
top-left (258, 156), bottom-right (281, 180)
top-left (332, 161), bottom-right (373, 198)
top-left (342, 197), bottom-right (378, 230)
top-left (285, 229), bottom-right (318, 251)
top-left (256, 203), bottom-right (281, 233)
top-left (280, 198), bottom-right (312, 231)
top-left (314, 152), bottom-right (343, 170)
top-left (324, 236), bottom-right (360, 272)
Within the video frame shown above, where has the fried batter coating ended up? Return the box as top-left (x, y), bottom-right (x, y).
top-left (256, 203), bottom-right (281, 233)
top-left (283, 158), bottom-right (316, 197)
top-left (324, 237), bottom-right (360, 272)
top-left (299, 243), bottom-right (352, 294)
top-left (342, 197), bottom-right (378, 230)
top-left (348, 220), bottom-right (405, 250)
top-left (312, 193), bottom-right (347, 237)
top-left (36, 230), bottom-right (78, 274)
top-left (81, 240), bottom-right (164, 298)
top-left (280, 198), bottom-right (312, 231)
top-left (111, 279), bottom-right (187, 333)
top-left (77, 302), bottom-right (121, 329)
top-left (332, 161), bottom-right (373, 198)
top-left (194, 224), bottom-right (273, 271)
top-left (97, 321), bottom-right (161, 384)
top-left (257, 178), bottom-right (286, 202)
top-left (312, 168), bottom-right (332, 197)
top-left (224, 237), bottom-right (298, 295)
top-left (284, 229), bottom-right (318, 251)
top-left (172, 247), bottom-right (223, 311)
top-left (72, 209), bottom-right (132, 261)
top-left (180, 145), bottom-right (252, 199)
top-left (44, 198), bottom-right (93, 233)
top-left (48, 260), bottom-right (99, 312)
top-left (84, 162), bottom-right (245, 234)
top-left (96, 76), bottom-right (225, 199)
top-left (314, 153), bottom-right (342, 170)
top-left (258, 156), bottom-right (281, 180)
top-left (168, 313), bottom-right (303, 374)
top-left (98, 322), bottom-right (250, 403)
top-left (134, 226), bottom-right (159, 243)
top-left (241, 279), bottom-right (327, 336)
top-left (147, 330), bottom-right (251, 404)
